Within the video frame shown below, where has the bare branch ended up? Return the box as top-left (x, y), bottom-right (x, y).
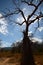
top-left (0, 10), bottom-right (7, 14)
top-left (9, 19), bottom-right (25, 26)
top-left (5, 8), bottom-right (11, 13)
top-left (37, 19), bottom-right (39, 27)
top-left (22, 1), bottom-right (37, 8)
top-left (18, 8), bottom-right (26, 21)
top-left (33, 14), bottom-right (40, 27)
top-left (27, 0), bottom-right (43, 21)
top-left (28, 15), bottom-right (43, 25)
top-left (0, 9), bottom-right (26, 22)
top-left (14, 21), bottom-right (25, 26)
top-left (30, 0), bottom-right (34, 4)
top-left (0, 10), bottom-right (19, 19)
top-left (11, 0), bottom-right (26, 21)
top-left (33, 14), bottom-right (38, 17)
top-left (12, 0), bottom-right (19, 8)
top-left (0, 8), bottom-right (11, 15)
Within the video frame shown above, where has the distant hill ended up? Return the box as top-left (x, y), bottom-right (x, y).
top-left (0, 47), bottom-right (12, 51)
top-left (0, 42), bottom-right (43, 54)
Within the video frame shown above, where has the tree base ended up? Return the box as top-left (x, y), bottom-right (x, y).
top-left (21, 34), bottom-right (36, 65)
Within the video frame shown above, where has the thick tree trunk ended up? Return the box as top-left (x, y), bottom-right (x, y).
top-left (21, 23), bottom-right (36, 65)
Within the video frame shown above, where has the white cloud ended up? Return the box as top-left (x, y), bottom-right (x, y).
top-left (17, 17), bottom-right (24, 23)
top-left (1, 41), bottom-right (11, 47)
top-left (16, 8), bottom-right (27, 25)
top-left (16, 17), bottom-right (26, 25)
top-left (17, 18), bottom-right (20, 22)
top-left (30, 37), bottom-right (42, 43)
top-left (0, 14), bottom-right (8, 35)
top-left (28, 31), bottom-right (32, 36)
top-left (38, 27), bottom-right (43, 32)
top-left (23, 8), bottom-right (26, 11)
top-left (16, 38), bottom-right (23, 43)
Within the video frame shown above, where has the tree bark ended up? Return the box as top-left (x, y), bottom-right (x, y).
top-left (21, 23), bottom-right (36, 65)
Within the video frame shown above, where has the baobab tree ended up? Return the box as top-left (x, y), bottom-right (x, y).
top-left (0, 0), bottom-right (43, 65)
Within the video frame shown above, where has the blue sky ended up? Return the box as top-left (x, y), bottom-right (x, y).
top-left (0, 0), bottom-right (43, 47)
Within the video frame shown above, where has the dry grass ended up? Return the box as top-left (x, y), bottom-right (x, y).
top-left (34, 54), bottom-right (43, 65)
top-left (0, 53), bottom-right (43, 65)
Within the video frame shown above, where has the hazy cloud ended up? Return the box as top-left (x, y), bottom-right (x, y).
top-left (0, 14), bottom-right (8, 35)
top-left (38, 27), bottom-right (43, 32)
top-left (31, 37), bottom-right (42, 43)
top-left (28, 31), bottom-right (33, 36)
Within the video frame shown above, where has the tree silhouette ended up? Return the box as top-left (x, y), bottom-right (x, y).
top-left (0, 40), bottom-right (2, 47)
top-left (0, 0), bottom-right (43, 65)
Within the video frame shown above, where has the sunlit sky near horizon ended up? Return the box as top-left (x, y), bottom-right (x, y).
top-left (0, 0), bottom-right (43, 47)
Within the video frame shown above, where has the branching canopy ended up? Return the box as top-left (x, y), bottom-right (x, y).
top-left (0, 0), bottom-right (43, 27)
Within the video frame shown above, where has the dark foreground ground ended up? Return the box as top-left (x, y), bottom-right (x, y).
top-left (0, 52), bottom-right (43, 65)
